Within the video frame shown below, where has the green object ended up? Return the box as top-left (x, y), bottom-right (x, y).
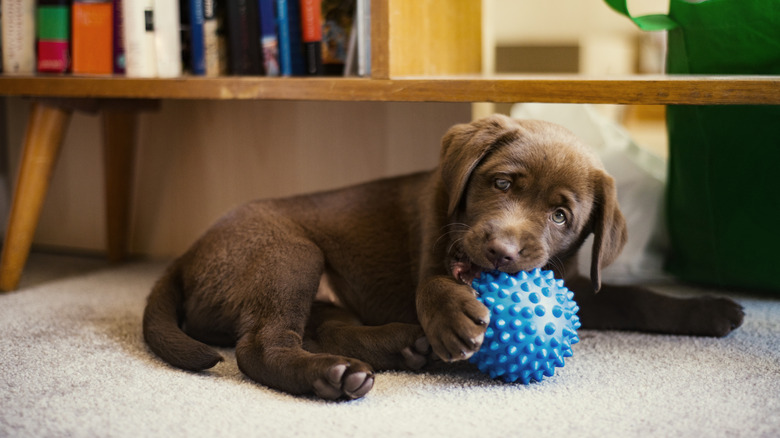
top-left (37, 6), bottom-right (70, 40)
top-left (605, 0), bottom-right (780, 292)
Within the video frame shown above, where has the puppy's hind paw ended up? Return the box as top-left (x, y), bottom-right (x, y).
top-left (312, 362), bottom-right (374, 401)
top-left (400, 337), bottom-right (431, 370)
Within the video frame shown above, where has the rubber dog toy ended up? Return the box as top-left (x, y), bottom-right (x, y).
top-left (470, 268), bottom-right (581, 384)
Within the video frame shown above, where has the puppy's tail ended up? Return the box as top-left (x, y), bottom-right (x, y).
top-left (142, 265), bottom-right (223, 371)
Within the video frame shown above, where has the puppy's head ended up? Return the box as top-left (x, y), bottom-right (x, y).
top-left (439, 114), bottom-right (626, 291)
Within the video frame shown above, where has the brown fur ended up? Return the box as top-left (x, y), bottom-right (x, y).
top-left (143, 115), bottom-right (744, 400)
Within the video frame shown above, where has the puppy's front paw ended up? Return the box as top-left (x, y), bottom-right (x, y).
top-left (419, 280), bottom-right (490, 362)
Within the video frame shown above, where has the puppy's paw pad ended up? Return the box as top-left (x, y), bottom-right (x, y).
top-left (312, 362), bottom-right (374, 400)
top-left (343, 371), bottom-right (374, 399)
top-left (401, 347), bottom-right (426, 370)
top-left (397, 336), bottom-right (431, 370)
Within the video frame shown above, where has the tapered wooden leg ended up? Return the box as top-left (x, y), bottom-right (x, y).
top-left (0, 102), bottom-right (72, 291)
top-left (102, 109), bottom-right (138, 263)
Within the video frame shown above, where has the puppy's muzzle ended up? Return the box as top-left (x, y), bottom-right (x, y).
top-left (486, 239), bottom-right (520, 270)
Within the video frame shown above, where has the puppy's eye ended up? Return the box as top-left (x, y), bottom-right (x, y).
top-left (551, 209), bottom-right (567, 225)
top-left (494, 179), bottom-right (511, 191)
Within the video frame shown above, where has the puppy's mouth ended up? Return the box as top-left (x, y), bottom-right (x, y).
top-left (448, 237), bottom-right (548, 286)
top-left (450, 259), bottom-right (485, 286)
top-left (450, 256), bottom-right (545, 286)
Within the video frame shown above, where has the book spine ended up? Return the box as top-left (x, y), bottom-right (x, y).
top-left (178, 0), bottom-right (191, 72)
top-left (356, 0), bottom-right (370, 77)
top-left (72, 0), bottom-right (114, 75)
top-left (188, 0), bottom-right (206, 75)
top-left (154, 0), bottom-right (182, 77)
top-left (275, 0), bottom-right (304, 76)
top-left (122, 0), bottom-right (157, 77)
top-left (36, 0), bottom-right (70, 73)
top-left (226, 0), bottom-right (262, 75)
top-left (320, 0), bottom-right (354, 76)
top-left (113, 0), bottom-right (126, 74)
top-left (257, 0), bottom-right (279, 76)
top-left (203, 0), bottom-right (224, 76)
top-left (2, 0), bottom-right (36, 74)
top-left (299, 0), bottom-right (321, 75)
top-left (275, 0), bottom-right (291, 76)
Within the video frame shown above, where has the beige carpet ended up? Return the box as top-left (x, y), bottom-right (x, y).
top-left (1, 253), bottom-right (779, 437)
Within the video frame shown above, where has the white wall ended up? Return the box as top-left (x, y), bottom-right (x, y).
top-left (487, 0), bottom-right (666, 45)
top-left (5, 98), bottom-right (471, 257)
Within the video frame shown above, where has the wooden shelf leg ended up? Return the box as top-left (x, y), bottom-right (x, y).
top-left (102, 109), bottom-right (137, 263)
top-left (0, 102), bottom-right (72, 291)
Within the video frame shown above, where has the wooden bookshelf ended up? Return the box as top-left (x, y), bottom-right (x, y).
top-left (0, 0), bottom-right (778, 290)
top-left (0, 75), bottom-right (777, 104)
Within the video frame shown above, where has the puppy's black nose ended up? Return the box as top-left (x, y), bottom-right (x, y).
top-left (486, 240), bottom-right (520, 269)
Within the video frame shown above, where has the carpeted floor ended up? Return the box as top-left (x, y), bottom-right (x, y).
top-left (1, 253), bottom-right (779, 437)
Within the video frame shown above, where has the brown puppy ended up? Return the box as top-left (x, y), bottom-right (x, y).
top-left (143, 114), bottom-right (744, 400)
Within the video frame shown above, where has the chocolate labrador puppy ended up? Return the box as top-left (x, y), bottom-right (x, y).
top-left (143, 114), bottom-right (743, 400)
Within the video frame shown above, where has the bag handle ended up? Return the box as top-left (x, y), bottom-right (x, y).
top-left (604, 0), bottom-right (679, 31)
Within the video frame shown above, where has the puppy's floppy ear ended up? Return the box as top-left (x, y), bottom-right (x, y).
top-left (439, 114), bottom-right (520, 216)
top-left (589, 170), bottom-right (628, 292)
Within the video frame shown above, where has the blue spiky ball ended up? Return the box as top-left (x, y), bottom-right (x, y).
top-left (469, 268), bottom-right (581, 384)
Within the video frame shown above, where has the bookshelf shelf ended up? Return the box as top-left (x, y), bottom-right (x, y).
top-left (0, 75), bottom-right (777, 105)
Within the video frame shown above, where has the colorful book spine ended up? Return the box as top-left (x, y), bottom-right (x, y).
top-left (2, 0), bottom-right (36, 74)
top-left (36, 0), bottom-right (70, 73)
top-left (113, 0), bottom-right (126, 74)
top-left (72, 0), bottom-right (114, 74)
top-left (299, 0), bottom-right (322, 75)
top-left (320, 0), bottom-right (354, 76)
top-left (188, 0), bottom-right (206, 75)
top-left (257, 0), bottom-right (279, 76)
top-left (154, 0), bottom-right (182, 77)
top-left (275, 0), bottom-right (304, 76)
top-left (122, 0), bottom-right (156, 77)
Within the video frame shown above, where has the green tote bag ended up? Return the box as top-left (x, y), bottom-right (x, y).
top-left (605, 0), bottom-right (780, 292)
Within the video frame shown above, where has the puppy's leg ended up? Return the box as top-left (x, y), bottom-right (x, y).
top-left (568, 277), bottom-right (744, 337)
top-left (233, 247), bottom-right (375, 400)
top-left (236, 323), bottom-right (376, 400)
top-left (305, 302), bottom-right (430, 371)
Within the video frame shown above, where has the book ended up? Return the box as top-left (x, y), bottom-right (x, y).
top-left (154, 0), bottom-right (182, 77)
top-left (188, 0), bottom-right (205, 75)
top-left (275, 0), bottom-right (304, 76)
top-left (36, 0), bottom-right (70, 73)
top-left (72, 0), bottom-right (113, 75)
top-left (122, 0), bottom-right (156, 77)
top-left (257, 0), bottom-right (279, 76)
top-left (178, 0), bottom-right (191, 72)
top-left (299, 0), bottom-right (322, 75)
top-left (320, 0), bottom-right (354, 76)
top-left (2, 0), bottom-right (36, 74)
top-left (113, 0), bottom-right (126, 74)
top-left (203, 0), bottom-right (226, 76)
top-left (225, 0), bottom-right (262, 75)
top-left (355, 0), bottom-right (369, 77)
